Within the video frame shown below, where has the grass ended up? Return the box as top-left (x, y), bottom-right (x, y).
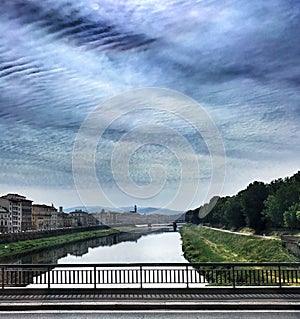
top-left (0, 228), bottom-right (119, 259)
top-left (180, 224), bottom-right (298, 263)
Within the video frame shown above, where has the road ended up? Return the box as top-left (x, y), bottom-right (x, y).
top-left (0, 311), bottom-right (300, 319)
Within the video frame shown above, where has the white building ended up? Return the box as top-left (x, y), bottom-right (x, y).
top-left (0, 194), bottom-right (33, 232)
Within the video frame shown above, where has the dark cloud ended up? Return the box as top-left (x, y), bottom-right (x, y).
top-left (1, 0), bottom-right (155, 52)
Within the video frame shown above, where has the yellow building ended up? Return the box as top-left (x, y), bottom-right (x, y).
top-left (32, 204), bottom-right (58, 230)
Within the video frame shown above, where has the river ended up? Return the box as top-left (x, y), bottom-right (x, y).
top-left (59, 229), bottom-right (187, 264)
top-left (2, 228), bottom-right (187, 264)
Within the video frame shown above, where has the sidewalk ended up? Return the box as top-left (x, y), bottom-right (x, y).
top-left (0, 288), bottom-right (299, 311)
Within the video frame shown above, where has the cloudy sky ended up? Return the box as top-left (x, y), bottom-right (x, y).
top-left (0, 0), bottom-right (299, 211)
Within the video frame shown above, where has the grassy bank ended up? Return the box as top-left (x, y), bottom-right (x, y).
top-left (0, 228), bottom-right (119, 259)
top-left (180, 224), bottom-right (297, 262)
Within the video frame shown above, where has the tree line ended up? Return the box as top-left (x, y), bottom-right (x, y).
top-left (186, 171), bottom-right (300, 233)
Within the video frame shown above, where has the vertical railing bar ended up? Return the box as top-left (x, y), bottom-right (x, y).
top-left (278, 265), bottom-right (282, 288)
top-left (174, 269), bottom-right (176, 284)
top-left (94, 266), bottom-right (97, 289)
top-left (186, 265), bottom-right (189, 288)
top-left (140, 266), bottom-right (143, 288)
top-left (292, 270), bottom-right (295, 284)
top-left (271, 269), bottom-right (274, 284)
top-left (51, 271), bottom-right (54, 283)
top-left (232, 265), bottom-right (235, 288)
top-left (47, 266), bottom-right (51, 289)
top-left (2, 267), bottom-right (4, 290)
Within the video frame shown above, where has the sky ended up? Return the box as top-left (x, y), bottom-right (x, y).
top-left (0, 0), bottom-right (299, 212)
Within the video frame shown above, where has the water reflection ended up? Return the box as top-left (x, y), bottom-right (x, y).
top-left (59, 229), bottom-right (187, 264)
top-left (0, 228), bottom-right (173, 265)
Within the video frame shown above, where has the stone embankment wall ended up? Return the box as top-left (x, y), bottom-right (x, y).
top-left (0, 225), bottom-right (109, 244)
top-left (281, 235), bottom-right (300, 257)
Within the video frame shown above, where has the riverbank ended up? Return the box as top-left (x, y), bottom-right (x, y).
top-left (0, 228), bottom-right (120, 259)
top-left (180, 224), bottom-right (297, 262)
top-left (0, 225), bottom-right (110, 244)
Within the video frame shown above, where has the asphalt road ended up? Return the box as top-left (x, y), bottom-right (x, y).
top-left (0, 311), bottom-right (300, 319)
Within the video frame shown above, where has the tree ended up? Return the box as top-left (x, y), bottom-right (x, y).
top-left (201, 197), bottom-right (228, 227)
top-left (223, 196), bottom-right (244, 229)
top-left (263, 195), bottom-right (283, 228)
top-left (185, 209), bottom-right (200, 224)
top-left (263, 177), bottom-right (300, 228)
top-left (283, 203), bottom-right (300, 230)
top-left (240, 181), bottom-right (269, 232)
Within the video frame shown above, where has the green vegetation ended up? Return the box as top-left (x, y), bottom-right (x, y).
top-left (186, 171), bottom-right (300, 234)
top-left (180, 224), bottom-right (297, 262)
top-left (0, 228), bottom-right (119, 259)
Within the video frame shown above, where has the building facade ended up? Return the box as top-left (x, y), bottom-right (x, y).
top-left (0, 206), bottom-right (10, 233)
top-left (69, 210), bottom-right (99, 227)
top-left (32, 204), bottom-right (58, 230)
top-left (0, 194), bottom-right (33, 232)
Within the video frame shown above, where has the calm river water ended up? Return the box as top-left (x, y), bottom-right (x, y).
top-left (59, 229), bottom-right (187, 264)
top-left (3, 228), bottom-right (187, 264)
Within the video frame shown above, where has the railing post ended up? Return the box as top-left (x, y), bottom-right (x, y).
top-left (2, 267), bottom-right (4, 290)
top-left (232, 265), bottom-right (235, 288)
top-left (186, 265), bottom-right (189, 288)
top-left (94, 266), bottom-right (97, 290)
top-left (140, 266), bottom-right (143, 289)
top-left (278, 265), bottom-right (282, 288)
top-left (47, 266), bottom-right (51, 289)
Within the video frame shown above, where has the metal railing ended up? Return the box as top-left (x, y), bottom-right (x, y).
top-left (1, 262), bottom-right (300, 289)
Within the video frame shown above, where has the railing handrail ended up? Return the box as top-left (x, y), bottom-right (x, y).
top-left (0, 262), bottom-right (300, 268)
top-left (1, 262), bottom-right (300, 289)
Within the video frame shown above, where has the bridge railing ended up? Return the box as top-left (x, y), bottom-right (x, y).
top-left (1, 262), bottom-right (300, 289)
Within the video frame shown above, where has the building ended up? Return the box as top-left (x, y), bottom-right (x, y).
top-left (57, 207), bottom-right (77, 228)
top-left (32, 204), bottom-right (58, 230)
top-left (0, 206), bottom-right (10, 233)
top-left (69, 210), bottom-right (99, 227)
top-left (0, 194), bottom-right (33, 232)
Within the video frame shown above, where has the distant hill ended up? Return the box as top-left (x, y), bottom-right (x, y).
top-left (64, 206), bottom-right (181, 215)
